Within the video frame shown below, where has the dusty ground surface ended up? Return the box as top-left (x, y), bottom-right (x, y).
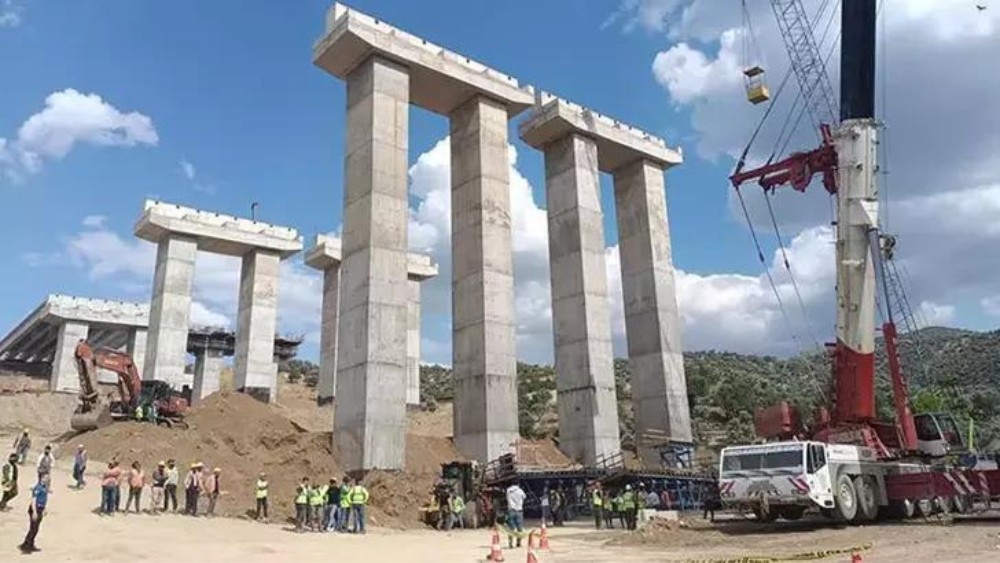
top-left (1, 460), bottom-right (999, 562)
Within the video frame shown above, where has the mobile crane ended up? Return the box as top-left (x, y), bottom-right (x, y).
top-left (719, 0), bottom-right (1000, 522)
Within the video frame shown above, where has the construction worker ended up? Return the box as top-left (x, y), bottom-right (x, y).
top-left (164, 459), bottom-right (179, 512)
top-left (125, 461), bottom-right (144, 513)
top-left (183, 462), bottom-right (203, 516)
top-left (448, 493), bottom-right (466, 530)
top-left (309, 478), bottom-right (327, 531)
top-left (72, 445), bottom-right (87, 488)
top-left (324, 478), bottom-right (340, 532)
top-left (602, 490), bottom-right (615, 529)
top-left (36, 444), bottom-right (54, 483)
top-left (504, 481), bottom-right (526, 548)
top-left (12, 429), bottom-right (30, 465)
top-left (294, 477), bottom-right (310, 532)
top-left (549, 487), bottom-right (564, 526)
top-left (255, 472), bottom-right (269, 522)
top-left (1, 452), bottom-right (18, 510)
top-left (703, 480), bottom-right (720, 522)
top-left (591, 484), bottom-right (604, 529)
top-left (621, 485), bottom-right (637, 530)
top-left (100, 461), bottom-right (122, 514)
top-left (349, 479), bottom-right (370, 534)
top-left (203, 467), bottom-right (222, 516)
top-left (613, 490), bottom-right (626, 529)
top-left (338, 477), bottom-right (352, 531)
top-left (18, 474), bottom-right (49, 554)
top-left (539, 487), bottom-right (550, 525)
top-left (150, 461), bottom-right (166, 514)
top-left (134, 403), bottom-right (144, 421)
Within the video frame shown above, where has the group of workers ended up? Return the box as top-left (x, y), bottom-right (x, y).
top-left (431, 483), bottom-right (468, 530)
top-left (94, 457), bottom-right (224, 517)
top-left (3, 433), bottom-right (54, 553)
top-left (290, 476), bottom-right (370, 534)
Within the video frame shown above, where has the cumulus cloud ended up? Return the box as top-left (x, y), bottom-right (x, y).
top-left (180, 159), bottom-right (196, 180)
top-left (0, 89), bottom-right (158, 181)
top-left (918, 301), bottom-right (956, 327)
top-left (0, 0), bottom-right (23, 28)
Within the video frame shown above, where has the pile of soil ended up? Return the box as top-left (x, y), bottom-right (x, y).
top-left (517, 438), bottom-right (575, 468)
top-left (0, 391), bottom-right (78, 440)
top-left (607, 517), bottom-right (710, 548)
top-left (73, 392), bottom-right (461, 529)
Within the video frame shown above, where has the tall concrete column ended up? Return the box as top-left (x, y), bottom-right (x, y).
top-left (450, 95), bottom-right (519, 462)
top-left (50, 321), bottom-right (89, 392)
top-left (144, 235), bottom-right (197, 388)
top-left (612, 159), bottom-right (692, 466)
top-left (233, 249), bottom-right (280, 402)
top-left (334, 55), bottom-right (410, 471)
top-left (126, 328), bottom-right (147, 379)
top-left (544, 133), bottom-right (621, 465)
top-left (192, 348), bottom-right (224, 404)
top-left (406, 278), bottom-right (422, 407)
top-left (317, 265), bottom-right (340, 405)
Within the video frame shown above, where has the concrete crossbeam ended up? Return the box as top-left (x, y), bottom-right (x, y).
top-left (193, 348), bottom-right (224, 404)
top-left (314, 3), bottom-right (534, 117)
top-left (135, 200), bottom-right (302, 258)
top-left (613, 159), bottom-right (692, 465)
top-left (450, 95), bottom-right (519, 462)
top-left (144, 236), bottom-right (197, 389)
top-left (233, 250), bottom-right (281, 402)
top-left (536, 133), bottom-right (621, 465)
top-left (334, 55), bottom-right (411, 471)
top-left (519, 95), bottom-right (682, 173)
top-left (51, 321), bottom-right (89, 392)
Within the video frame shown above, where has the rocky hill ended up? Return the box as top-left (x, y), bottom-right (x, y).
top-left (418, 326), bottom-right (1000, 451)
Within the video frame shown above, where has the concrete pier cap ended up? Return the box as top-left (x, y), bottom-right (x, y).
top-left (135, 200), bottom-right (303, 257)
top-left (519, 94), bottom-right (683, 172)
top-left (313, 2), bottom-right (535, 117)
top-left (305, 234), bottom-right (439, 279)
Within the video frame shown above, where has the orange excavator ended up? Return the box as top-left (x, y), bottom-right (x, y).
top-left (70, 341), bottom-right (189, 431)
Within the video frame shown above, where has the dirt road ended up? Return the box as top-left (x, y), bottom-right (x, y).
top-left (2, 457), bottom-right (999, 562)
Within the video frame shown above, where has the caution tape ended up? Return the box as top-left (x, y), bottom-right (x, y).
top-left (497, 524), bottom-right (531, 540)
top-left (683, 542), bottom-right (872, 563)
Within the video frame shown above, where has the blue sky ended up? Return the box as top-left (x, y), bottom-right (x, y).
top-left (2, 0), bottom-right (999, 365)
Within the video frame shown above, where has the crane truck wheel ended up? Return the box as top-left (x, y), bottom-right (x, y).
top-left (853, 475), bottom-right (878, 522)
top-left (951, 495), bottom-right (969, 514)
top-left (833, 473), bottom-right (858, 522)
top-left (752, 506), bottom-right (778, 522)
top-left (916, 498), bottom-right (934, 517)
top-left (779, 506), bottom-right (806, 521)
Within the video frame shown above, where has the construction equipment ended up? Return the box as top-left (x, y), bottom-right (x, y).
top-left (721, 0), bottom-right (1000, 522)
top-left (420, 461), bottom-right (498, 528)
top-left (70, 341), bottom-right (189, 431)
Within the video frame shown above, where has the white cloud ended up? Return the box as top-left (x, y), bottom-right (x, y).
top-left (0, 0), bottom-right (23, 28)
top-left (180, 159), bottom-right (196, 180)
top-left (1, 89), bottom-right (158, 181)
top-left (189, 301), bottom-right (230, 329)
top-left (918, 301), bottom-right (956, 327)
top-left (982, 296), bottom-right (1000, 318)
top-left (81, 215), bottom-right (107, 229)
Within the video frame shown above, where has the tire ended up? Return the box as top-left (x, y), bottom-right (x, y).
top-left (916, 499), bottom-right (934, 517)
top-left (952, 496), bottom-right (969, 514)
top-left (934, 496), bottom-right (951, 515)
top-left (901, 499), bottom-right (916, 519)
top-left (853, 475), bottom-right (878, 522)
top-left (779, 506), bottom-right (806, 521)
top-left (752, 506), bottom-right (778, 522)
top-left (833, 474), bottom-right (858, 523)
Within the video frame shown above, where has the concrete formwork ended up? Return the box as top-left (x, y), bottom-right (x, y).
top-left (304, 235), bottom-right (438, 408)
top-left (314, 2), bottom-right (532, 468)
top-left (135, 200), bottom-right (302, 400)
top-left (520, 96), bottom-right (690, 467)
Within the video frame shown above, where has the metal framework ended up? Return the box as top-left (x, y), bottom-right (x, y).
top-left (769, 0), bottom-right (838, 127)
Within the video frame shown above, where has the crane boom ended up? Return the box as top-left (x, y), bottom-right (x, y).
top-left (769, 0), bottom-right (838, 127)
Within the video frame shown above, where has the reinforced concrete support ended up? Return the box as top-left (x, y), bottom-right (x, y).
top-left (192, 348), bottom-right (224, 404)
top-left (613, 159), bottom-right (692, 465)
top-left (450, 95), bottom-right (519, 462)
top-left (318, 265), bottom-right (340, 405)
top-left (50, 321), bottom-right (89, 392)
top-left (143, 235), bottom-right (197, 388)
top-left (542, 133), bottom-right (620, 465)
top-left (233, 250), bottom-right (281, 401)
top-left (126, 328), bottom-right (147, 379)
top-left (334, 54), bottom-right (411, 471)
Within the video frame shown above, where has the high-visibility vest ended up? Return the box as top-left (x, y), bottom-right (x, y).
top-left (255, 479), bottom-right (268, 499)
top-left (450, 496), bottom-right (465, 513)
top-left (350, 485), bottom-right (369, 505)
top-left (310, 485), bottom-right (327, 506)
top-left (135, 405), bottom-right (144, 420)
top-left (295, 485), bottom-right (309, 505)
top-left (620, 491), bottom-right (636, 510)
top-left (339, 485), bottom-right (351, 508)
top-left (592, 491), bottom-right (603, 507)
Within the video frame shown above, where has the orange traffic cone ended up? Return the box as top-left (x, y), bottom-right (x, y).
top-left (538, 521), bottom-right (550, 551)
top-left (526, 531), bottom-right (539, 563)
top-left (487, 526), bottom-right (505, 562)
top-left (851, 552), bottom-right (863, 563)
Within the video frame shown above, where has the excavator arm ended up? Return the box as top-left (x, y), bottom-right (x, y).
top-left (71, 341), bottom-right (142, 431)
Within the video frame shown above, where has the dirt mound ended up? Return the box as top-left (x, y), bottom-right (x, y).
top-left (607, 517), bottom-right (713, 548)
top-left (517, 439), bottom-right (575, 468)
top-left (73, 392), bottom-right (462, 529)
top-left (0, 391), bottom-right (79, 440)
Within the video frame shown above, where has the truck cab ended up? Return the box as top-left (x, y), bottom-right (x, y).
top-left (719, 441), bottom-right (834, 521)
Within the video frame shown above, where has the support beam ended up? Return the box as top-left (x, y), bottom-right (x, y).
top-left (233, 249), bottom-right (281, 402)
top-left (144, 235), bottom-right (197, 388)
top-left (542, 133), bottom-right (620, 465)
top-left (405, 256), bottom-right (437, 407)
top-left (193, 348), bottom-right (224, 404)
top-left (334, 55), bottom-right (410, 471)
top-left (612, 159), bottom-right (692, 466)
top-left (318, 265), bottom-right (340, 405)
top-left (126, 328), bottom-right (147, 379)
top-left (450, 95), bottom-right (519, 462)
top-left (51, 321), bottom-right (89, 392)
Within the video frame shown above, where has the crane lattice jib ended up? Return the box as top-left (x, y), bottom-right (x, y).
top-left (770, 0), bottom-right (838, 127)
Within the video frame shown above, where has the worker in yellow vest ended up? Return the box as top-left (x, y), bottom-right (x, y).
top-left (338, 478), bottom-right (352, 532)
top-left (591, 485), bottom-right (604, 529)
top-left (349, 480), bottom-right (370, 534)
top-left (254, 472), bottom-right (269, 522)
top-left (620, 485), bottom-right (637, 530)
top-left (309, 481), bottom-right (327, 532)
top-left (294, 477), bottom-right (310, 533)
top-left (448, 493), bottom-right (466, 530)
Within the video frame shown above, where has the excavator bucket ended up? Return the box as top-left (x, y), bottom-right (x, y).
top-left (70, 405), bottom-right (113, 432)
